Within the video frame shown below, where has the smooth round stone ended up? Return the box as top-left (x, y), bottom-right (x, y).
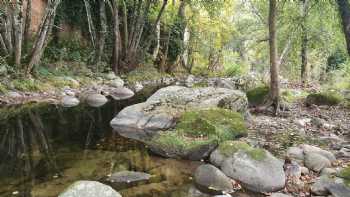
top-left (86, 93), bottom-right (108, 107)
top-left (61, 96), bottom-right (80, 108)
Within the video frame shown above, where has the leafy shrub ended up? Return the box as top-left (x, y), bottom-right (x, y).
top-left (12, 79), bottom-right (41, 91)
top-left (327, 49), bottom-right (347, 72)
top-left (246, 86), bottom-right (269, 106)
top-left (306, 91), bottom-right (343, 106)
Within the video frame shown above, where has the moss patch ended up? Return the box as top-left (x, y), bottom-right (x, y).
top-left (218, 141), bottom-right (266, 161)
top-left (339, 166), bottom-right (350, 186)
top-left (126, 65), bottom-right (169, 84)
top-left (306, 91), bottom-right (343, 106)
top-left (150, 108), bottom-right (247, 151)
top-left (0, 82), bottom-right (7, 94)
top-left (246, 86), bottom-right (269, 106)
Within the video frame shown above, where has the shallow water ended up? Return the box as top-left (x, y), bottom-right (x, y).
top-left (0, 86), bottom-right (264, 197)
top-left (0, 87), bottom-right (202, 197)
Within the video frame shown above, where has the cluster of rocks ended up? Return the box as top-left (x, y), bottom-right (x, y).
top-left (60, 74), bottom-right (135, 108)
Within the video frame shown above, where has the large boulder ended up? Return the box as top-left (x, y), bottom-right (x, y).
top-left (58, 181), bottom-right (122, 197)
top-left (212, 141), bottom-right (285, 193)
top-left (111, 86), bottom-right (248, 140)
top-left (110, 86), bottom-right (248, 160)
top-left (85, 93), bottom-right (108, 107)
top-left (305, 92), bottom-right (343, 106)
top-left (194, 164), bottom-right (234, 194)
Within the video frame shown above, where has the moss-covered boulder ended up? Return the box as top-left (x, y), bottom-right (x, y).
top-left (111, 86), bottom-right (248, 142)
top-left (209, 141), bottom-right (286, 193)
top-left (148, 108), bottom-right (247, 160)
top-left (305, 91), bottom-right (343, 106)
top-left (246, 86), bottom-right (269, 107)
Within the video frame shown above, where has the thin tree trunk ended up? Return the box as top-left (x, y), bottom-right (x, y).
top-left (13, 0), bottom-right (24, 66)
top-left (26, 0), bottom-right (61, 75)
top-left (24, 0), bottom-right (32, 50)
top-left (94, 0), bottom-right (107, 66)
top-left (268, 0), bottom-right (280, 114)
top-left (300, 0), bottom-right (309, 85)
top-left (122, 0), bottom-right (128, 56)
top-left (83, 0), bottom-right (97, 49)
top-left (111, 0), bottom-right (120, 74)
top-left (0, 34), bottom-right (8, 55)
top-left (152, 20), bottom-right (160, 60)
top-left (160, 29), bottom-right (171, 73)
top-left (337, 0), bottom-right (350, 56)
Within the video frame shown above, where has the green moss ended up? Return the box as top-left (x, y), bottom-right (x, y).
top-left (150, 108), bottom-right (247, 151)
top-left (0, 82), bottom-right (8, 94)
top-left (246, 86), bottom-right (269, 106)
top-left (12, 79), bottom-right (42, 91)
top-left (218, 141), bottom-right (266, 161)
top-left (126, 65), bottom-right (169, 84)
top-left (306, 91), bottom-right (343, 106)
top-left (339, 166), bottom-right (350, 186)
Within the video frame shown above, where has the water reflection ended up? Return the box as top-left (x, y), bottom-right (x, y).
top-left (0, 86), bottom-right (200, 197)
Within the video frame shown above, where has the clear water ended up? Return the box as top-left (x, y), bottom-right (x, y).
top-left (0, 87), bottom-right (260, 197)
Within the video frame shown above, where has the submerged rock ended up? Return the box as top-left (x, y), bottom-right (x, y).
top-left (106, 171), bottom-right (151, 183)
top-left (58, 181), bottom-right (122, 197)
top-left (61, 96), bottom-right (80, 108)
top-left (85, 93), bottom-right (108, 107)
top-left (194, 164), bottom-right (234, 194)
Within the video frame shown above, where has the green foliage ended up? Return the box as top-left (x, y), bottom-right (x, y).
top-left (12, 79), bottom-right (42, 92)
top-left (0, 82), bottom-right (7, 94)
top-left (218, 141), bottom-right (266, 161)
top-left (246, 86), bottom-right (269, 106)
top-left (327, 49), bottom-right (348, 72)
top-left (306, 91), bottom-right (343, 106)
top-left (126, 65), bottom-right (168, 84)
top-left (151, 108), bottom-right (247, 151)
top-left (339, 166), bottom-right (350, 186)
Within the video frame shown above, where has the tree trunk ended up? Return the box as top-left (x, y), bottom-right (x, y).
top-left (268, 0), bottom-right (280, 114)
top-left (13, 1), bottom-right (24, 66)
top-left (111, 0), bottom-right (120, 74)
top-left (24, 0), bottom-right (32, 50)
top-left (337, 0), bottom-right (350, 56)
top-left (83, 0), bottom-right (97, 49)
top-left (152, 20), bottom-right (160, 60)
top-left (300, 0), bottom-right (309, 85)
top-left (26, 0), bottom-right (61, 76)
top-left (94, 0), bottom-right (107, 66)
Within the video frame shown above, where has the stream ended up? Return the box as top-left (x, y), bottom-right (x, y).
top-left (0, 86), bottom-right (204, 197)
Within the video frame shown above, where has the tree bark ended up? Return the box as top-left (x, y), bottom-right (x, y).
top-left (26, 0), bottom-right (61, 75)
top-left (268, 0), bottom-right (280, 114)
top-left (111, 0), bottom-right (120, 74)
top-left (152, 20), bottom-right (160, 60)
top-left (337, 0), bottom-right (350, 56)
top-left (24, 0), bottom-right (32, 50)
top-left (13, 0), bottom-right (24, 66)
top-left (94, 0), bottom-right (107, 66)
top-left (83, 0), bottom-right (97, 49)
top-left (300, 0), bottom-right (309, 85)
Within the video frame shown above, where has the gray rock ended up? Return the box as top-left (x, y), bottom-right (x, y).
top-left (300, 144), bottom-right (336, 162)
top-left (186, 75), bottom-right (195, 87)
top-left (221, 150), bottom-right (285, 193)
top-left (0, 65), bottom-right (7, 75)
top-left (311, 176), bottom-right (332, 196)
top-left (106, 171), bottom-right (151, 183)
top-left (194, 164), bottom-right (234, 194)
top-left (285, 162), bottom-right (302, 179)
top-left (210, 148), bottom-right (226, 167)
top-left (109, 87), bottom-right (134, 100)
top-left (7, 91), bottom-right (21, 98)
top-left (105, 72), bottom-right (117, 80)
top-left (111, 86), bottom-right (248, 142)
top-left (61, 96), bottom-right (80, 108)
top-left (109, 77), bottom-right (124, 88)
top-left (286, 147), bottom-right (304, 163)
top-left (85, 94), bottom-right (108, 107)
top-left (321, 168), bottom-right (337, 176)
top-left (270, 193), bottom-right (292, 197)
top-left (58, 181), bottom-right (122, 197)
top-left (304, 152), bottom-right (331, 172)
top-left (338, 147), bottom-right (350, 158)
top-left (327, 183), bottom-right (350, 197)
